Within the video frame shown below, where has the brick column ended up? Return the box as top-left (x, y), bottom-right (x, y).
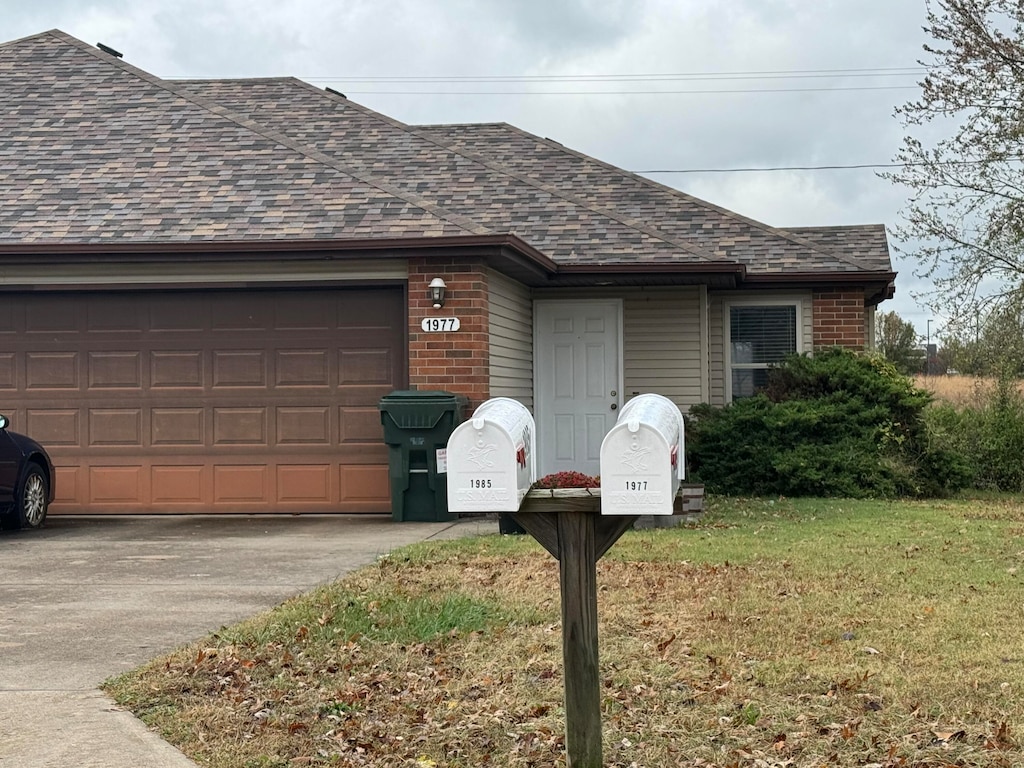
top-left (408, 257), bottom-right (490, 411)
top-left (812, 289), bottom-right (866, 349)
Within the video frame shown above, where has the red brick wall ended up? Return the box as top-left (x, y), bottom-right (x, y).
top-left (408, 257), bottom-right (490, 411)
top-left (812, 289), bottom-right (866, 349)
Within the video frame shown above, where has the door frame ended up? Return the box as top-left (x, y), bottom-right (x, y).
top-left (532, 298), bottom-right (624, 477)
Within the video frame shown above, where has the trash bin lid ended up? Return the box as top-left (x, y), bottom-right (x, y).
top-left (379, 390), bottom-right (466, 405)
top-left (379, 390), bottom-right (469, 430)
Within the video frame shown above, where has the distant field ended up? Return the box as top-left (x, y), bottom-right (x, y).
top-left (914, 374), bottom-right (1024, 406)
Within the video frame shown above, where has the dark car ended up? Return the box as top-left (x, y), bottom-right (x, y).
top-left (0, 414), bottom-right (54, 530)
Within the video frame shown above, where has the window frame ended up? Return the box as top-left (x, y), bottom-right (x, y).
top-left (723, 296), bottom-right (805, 402)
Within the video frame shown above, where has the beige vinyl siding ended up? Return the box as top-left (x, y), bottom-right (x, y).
top-left (622, 287), bottom-right (705, 413)
top-left (488, 269), bottom-right (534, 409)
top-left (709, 291), bottom-right (813, 406)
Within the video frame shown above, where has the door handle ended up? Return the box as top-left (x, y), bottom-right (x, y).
top-left (610, 403), bottom-right (617, 410)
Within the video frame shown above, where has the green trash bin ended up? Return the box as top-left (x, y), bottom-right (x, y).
top-left (379, 390), bottom-right (468, 522)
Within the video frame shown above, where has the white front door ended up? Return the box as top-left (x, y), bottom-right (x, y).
top-left (534, 300), bottom-right (622, 478)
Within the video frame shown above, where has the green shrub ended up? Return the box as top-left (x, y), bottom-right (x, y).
top-left (923, 376), bottom-right (1024, 492)
top-left (687, 347), bottom-right (968, 498)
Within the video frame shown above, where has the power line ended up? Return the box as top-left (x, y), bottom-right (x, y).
top-left (335, 85), bottom-right (917, 96)
top-left (639, 162), bottom-right (906, 173)
top-left (297, 67), bottom-right (925, 83)
top-left (637, 158), bottom-right (1019, 174)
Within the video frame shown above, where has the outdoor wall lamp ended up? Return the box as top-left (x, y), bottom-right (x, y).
top-left (428, 277), bottom-right (447, 308)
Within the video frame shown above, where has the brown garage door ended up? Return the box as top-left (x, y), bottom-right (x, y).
top-left (0, 286), bottom-right (405, 513)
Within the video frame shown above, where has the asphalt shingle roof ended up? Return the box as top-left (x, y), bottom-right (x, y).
top-left (0, 31), bottom-right (474, 243)
top-left (179, 78), bottom-right (721, 265)
top-left (413, 121), bottom-right (887, 274)
top-left (0, 29), bottom-right (893, 280)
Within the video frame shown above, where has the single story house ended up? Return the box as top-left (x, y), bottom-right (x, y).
top-left (0, 30), bottom-right (895, 515)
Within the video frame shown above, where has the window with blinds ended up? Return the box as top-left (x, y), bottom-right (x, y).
top-left (729, 304), bottom-right (797, 399)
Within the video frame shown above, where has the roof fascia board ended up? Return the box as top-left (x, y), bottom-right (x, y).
top-left (0, 233), bottom-right (561, 275)
top-left (743, 271), bottom-right (897, 285)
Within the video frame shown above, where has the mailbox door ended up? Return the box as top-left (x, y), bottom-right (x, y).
top-left (447, 423), bottom-right (520, 512)
top-left (600, 423), bottom-right (676, 515)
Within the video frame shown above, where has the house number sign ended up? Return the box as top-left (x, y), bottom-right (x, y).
top-left (420, 317), bottom-right (461, 332)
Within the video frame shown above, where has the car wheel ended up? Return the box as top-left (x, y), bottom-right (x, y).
top-left (18, 466), bottom-right (48, 529)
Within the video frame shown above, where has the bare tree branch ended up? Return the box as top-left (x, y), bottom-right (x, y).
top-left (887, 0), bottom-right (1024, 318)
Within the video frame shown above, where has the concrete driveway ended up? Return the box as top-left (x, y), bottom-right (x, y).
top-left (0, 514), bottom-right (495, 767)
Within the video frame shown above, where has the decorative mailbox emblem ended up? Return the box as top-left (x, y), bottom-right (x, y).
top-left (446, 398), bottom-right (537, 513)
top-left (599, 393), bottom-right (684, 516)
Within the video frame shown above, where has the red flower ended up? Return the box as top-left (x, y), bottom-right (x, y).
top-left (533, 471), bottom-right (600, 489)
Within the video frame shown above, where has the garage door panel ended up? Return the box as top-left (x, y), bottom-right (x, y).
top-left (213, 408), bottom-right (268, 445)
top-left (150, 299), bottom-right (207, 332)
top-left (151, 465), bottom-right (205, 503)
top-left (54, 466), bottom-right (80, 503)
top-left (0, 353), bottom-right (14, 389)
top-left (338, 293), bottom-right (402, 329)
top-left (87, 299), bottom-right (145, 333)
top-left (89, 409), bottom-right (143, 447)
top-left (276, 350), bottom-right (329, 387)
top-left (278, 465), bottom-right (331, 502)
top-left (10, 287), bottom-right (403, 513)
top-left (339, 349), bottom-right (393, 384)
top-left (152, 408), bottom-right (205, 445)
top-left (212, 296), bottom-right (273, 331)
top-left (213, 465), bottom-right (269, 504)
top-left (88, 352), bottom-right (142, 389)
top-left (0, 303), bottom-right (13, 333)
top-left (26, 299), bottom-right (78, 334)
top-left (27, 353), bottom-right (80, 389)
top-left (277, 407), bottom-right (330, 445)
top-left (213, 351), bottom-right (267, 387)
top-left (151, 351), bottom-right (205, 388)
top-left (339, 407), bottom-right (383, 444)
top-left (89, 466), bottom-right (144, 504)
top-left (275, 295), bottom-right (334, 330)
top-left (340, 465), bottom-right (389, 503)
top-left (27, 409), bottom-right (80, 446)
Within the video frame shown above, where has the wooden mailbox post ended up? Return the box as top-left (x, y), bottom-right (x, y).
top-left (448, 395), bottom-right (691, 768)
top-left (512, 489), bottom-right (635, 768)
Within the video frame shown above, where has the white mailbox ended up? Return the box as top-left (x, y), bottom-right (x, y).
top-left (599, 393), bottom-right (684, 516)
top-left (446, 397), bottom-right (536, 513)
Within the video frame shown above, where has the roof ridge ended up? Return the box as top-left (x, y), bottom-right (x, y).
top-left (40, 34), bottom-right (490, 239)
top-left (0, 28), bottom-right (63, 50)
top-left (784, 223), bottom-right (886, 232)
top-left (478, 122), bottom-right (885, 274)
top-left (172, 76), bottom-right (298, 85)
top-left (287, 82), bottom-right (726, 263)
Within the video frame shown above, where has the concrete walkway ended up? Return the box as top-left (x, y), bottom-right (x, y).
top-left (0, 514), bottom-right (496, 767)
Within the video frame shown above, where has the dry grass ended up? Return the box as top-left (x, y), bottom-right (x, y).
top-left (105, 497), bottom-right (1024, 768)
top-left (914, 374), bottom-right (1024, 407)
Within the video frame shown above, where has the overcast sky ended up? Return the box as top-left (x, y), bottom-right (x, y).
top-left (4, 1), bottom-right (940, 335)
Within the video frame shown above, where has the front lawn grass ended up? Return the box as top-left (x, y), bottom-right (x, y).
top-left (104, 497), bottom-right (1024, 767)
